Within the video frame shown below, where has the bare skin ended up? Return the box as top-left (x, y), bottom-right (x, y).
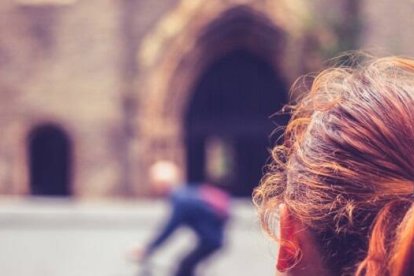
top-left (277, 204), bottom-right (331, 276)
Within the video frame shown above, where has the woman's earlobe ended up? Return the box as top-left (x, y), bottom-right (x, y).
top-left (276, 204), bottom-right (302, 272)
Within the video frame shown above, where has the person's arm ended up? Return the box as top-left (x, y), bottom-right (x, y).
top-left (143, 199), bottom-right (185, 258)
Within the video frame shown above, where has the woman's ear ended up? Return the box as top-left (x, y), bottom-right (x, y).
top-left (277, 204), bottom-right (330, 276)
top-left (276, 204), bottom-right (302, 272)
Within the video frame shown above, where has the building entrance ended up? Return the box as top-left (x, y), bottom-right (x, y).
top-left (185, 50), bottom-right (287, 196)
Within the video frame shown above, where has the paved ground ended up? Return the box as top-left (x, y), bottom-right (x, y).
top-left (0, 198), bottom-right (277, 276)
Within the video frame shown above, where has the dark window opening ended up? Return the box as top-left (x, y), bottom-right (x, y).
top-left (28, 124), bottom-right (72, 196)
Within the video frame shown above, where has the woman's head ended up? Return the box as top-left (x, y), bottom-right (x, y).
top-left (254, 56), bottom-right (414, 275)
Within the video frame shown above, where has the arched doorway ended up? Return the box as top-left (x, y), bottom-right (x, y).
top-left (28, 124), bottom-right (72, 196)
top-left (135, 2), bottom-right (306, 196)
top-left (185, 49), bottom-right (287, 197)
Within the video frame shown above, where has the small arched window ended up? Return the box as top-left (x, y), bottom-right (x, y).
top-left (28, 124), bottom-right (72, 196)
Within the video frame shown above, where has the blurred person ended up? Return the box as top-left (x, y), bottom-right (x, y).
top-left (254, 56), bottom-right (414, 275)
top-left (137, 161), bottom-right (231, 276)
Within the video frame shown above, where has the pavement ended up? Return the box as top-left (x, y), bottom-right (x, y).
top-left (0, 198), bottom-right (277, 276)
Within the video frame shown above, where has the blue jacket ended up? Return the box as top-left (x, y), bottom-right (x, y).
top-left (145, 185), bottom-right (230, 256)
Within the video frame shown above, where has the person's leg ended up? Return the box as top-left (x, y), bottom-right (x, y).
top-left (175, 243), bottom-right (219, 276)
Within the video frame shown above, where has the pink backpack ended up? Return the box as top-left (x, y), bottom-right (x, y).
top-left (199, 185), bottom-right (230, 219)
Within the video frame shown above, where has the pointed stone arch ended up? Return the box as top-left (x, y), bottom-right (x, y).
top-left (134, 0), bottom-right (310, 194)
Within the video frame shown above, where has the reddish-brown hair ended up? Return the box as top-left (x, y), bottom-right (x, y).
top-left (254, 56), bottom-right (414, 275)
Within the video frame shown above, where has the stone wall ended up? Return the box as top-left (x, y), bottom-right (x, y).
top-left (0, 0), bottom-right (410, 198)
top-left (360, 0), bottom-right (414, 56)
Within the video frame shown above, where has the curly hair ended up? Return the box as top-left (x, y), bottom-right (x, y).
top-left (253, 56), bottom-right (414, 275)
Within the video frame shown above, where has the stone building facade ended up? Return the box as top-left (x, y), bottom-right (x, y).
top-left (0, 0), bottom-right (412, 198)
